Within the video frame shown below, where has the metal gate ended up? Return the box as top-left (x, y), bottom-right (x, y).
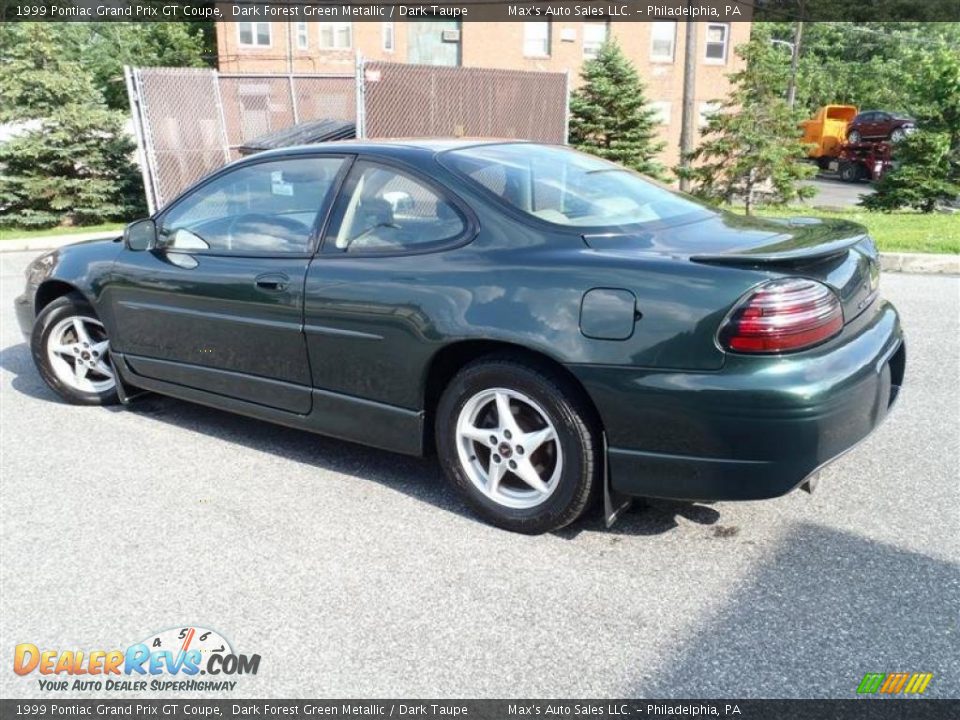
top-left (126, 67), bottom-right (354, 212)
top-left (127, 62), bottom-right (568, 213)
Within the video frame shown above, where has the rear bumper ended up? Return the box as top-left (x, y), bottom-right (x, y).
top-left (571, 298), bottom-right (905, 501)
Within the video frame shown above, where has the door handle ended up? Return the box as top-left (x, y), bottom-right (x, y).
top-left (255, 273), bottom-right (289, 292)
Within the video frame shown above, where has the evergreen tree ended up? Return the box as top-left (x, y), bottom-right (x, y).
top-left (0, 24), bottom-right (144, 228)
top-left (862, 132), bottom-right (960, 213)
top-left (568, 41), bottom-right (665, 177)
top-left (676, 34), bottom-right (816, 215)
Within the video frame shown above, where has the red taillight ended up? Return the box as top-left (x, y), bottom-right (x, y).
top-left (719, 279), bottom-right (844, 354)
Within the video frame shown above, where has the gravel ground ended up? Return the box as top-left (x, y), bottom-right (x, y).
top-left (1, 250), bottom-right (957, 699)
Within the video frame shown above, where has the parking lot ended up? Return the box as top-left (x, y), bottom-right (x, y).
top-left (1, 249), bottom-right (957, 698)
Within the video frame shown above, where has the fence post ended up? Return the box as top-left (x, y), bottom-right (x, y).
top-left (355, 53), bottom-right (366, 139)
top-left (289, 74), bottom-right (300, 125)
top-left (212, 69), bottom-right (231, 163)
top-left (125, 66), bottom-right (158, 214)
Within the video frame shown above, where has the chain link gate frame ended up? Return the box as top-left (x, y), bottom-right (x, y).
top-left (127, 62), bottom-right (569, 214)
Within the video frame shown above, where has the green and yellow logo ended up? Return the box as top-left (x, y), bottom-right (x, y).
top-left (857, 672), bottom-right (934, 695)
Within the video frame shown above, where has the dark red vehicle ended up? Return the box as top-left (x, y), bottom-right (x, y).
top-left (836, 142), bottom-right (894, 183)
top-left (846, 110), bottom-right (916, 143)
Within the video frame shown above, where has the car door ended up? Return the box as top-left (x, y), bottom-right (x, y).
top-left (873, 112), bottom-right (892, 138)
top-left (104, 154), bottom-right (348, 414)
top-left (302, 158), bottom-right (474, 412)
top-left (862, 112), bottom-right (879, 138)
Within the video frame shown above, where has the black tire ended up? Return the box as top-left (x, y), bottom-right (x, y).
top-left (890, 127), bottom-right (907, 142)
top-left (30, 294), bottom-right (120, 406)
top-left (435, 355), bottom-right (600, 534)
top-left (839, 161), bottom-right (863, 183)
top-left (848, 129), bottom-right (862, 144)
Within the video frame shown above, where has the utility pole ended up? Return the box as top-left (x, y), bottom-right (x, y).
top-left (787, 21), bottom-right (803, 108)
top-left (678, 20), bottom-right (697, 192)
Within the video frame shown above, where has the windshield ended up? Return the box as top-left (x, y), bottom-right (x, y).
top-left (441, 143), bottom-right (710, 229)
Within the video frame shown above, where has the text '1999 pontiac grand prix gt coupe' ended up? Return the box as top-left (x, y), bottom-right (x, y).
top-left (16, 141), bottom-right (905, 533)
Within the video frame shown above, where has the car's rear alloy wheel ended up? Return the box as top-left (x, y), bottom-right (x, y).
top-left (31, 294), bottom-right (120, 406)
top-left (456, 388), bottom-right (563, 510)
top-left (436, 357), bottom-right (599, 533)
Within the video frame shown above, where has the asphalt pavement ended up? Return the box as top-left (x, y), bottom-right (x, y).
top-left (1, 250), bottom-right (957, 699)
top-left (802, 176), bottom-right (875, 208)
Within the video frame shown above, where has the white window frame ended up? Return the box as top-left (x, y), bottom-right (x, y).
top-left (651, 101), bottom-right (672, 126)
top-left (296, 22), bottom-right (308, 51)
top-left (382, 21), bottom-right (395, 52)
top-left (582, 23), bottom-right (608, 59)
top-left (704, 23), bottom-right (729, 64)
top-left (237, 22), bottom-right (272, 48)
top-left (650, 22), bottom-right (676, 62)
top-left (318, 22), bottom-right (352, 50)
top-left (523, 22), bottom-right (551, 58)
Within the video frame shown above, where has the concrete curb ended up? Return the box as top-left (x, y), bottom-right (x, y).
top-left (879, 252), bottom-right (960, 275)
top-left (2, 234), bottom-right (958, 274)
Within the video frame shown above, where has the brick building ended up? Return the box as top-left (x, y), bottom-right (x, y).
top-left (216, 21), bottom-right (753, 166)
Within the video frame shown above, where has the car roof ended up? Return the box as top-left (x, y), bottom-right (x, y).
top-left (245, 137), bottom-right (531, 163)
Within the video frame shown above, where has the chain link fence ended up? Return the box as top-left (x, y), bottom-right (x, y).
top-left (359, 61), bottom-right (568, 143)
top-left (127, 62), bottom-right (567, 213)
top-left (126, 67), bottom-right (354, 212)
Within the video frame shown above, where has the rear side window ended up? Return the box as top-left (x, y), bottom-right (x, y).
top-left (159, 157), bottom-right (344, 254)
top-left (442, 143), bottom-right (707, 229)
top-left (326, 161), bottom-right (467, 254)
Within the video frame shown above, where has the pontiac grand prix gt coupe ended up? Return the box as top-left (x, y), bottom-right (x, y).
top-left (16, 141), bottom-right (905, 533)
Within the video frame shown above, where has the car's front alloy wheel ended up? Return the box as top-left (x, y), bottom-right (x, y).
top-left (31, 294), bottom-right (119, 405)
top-left (436, 357), bottom-right (599, 533)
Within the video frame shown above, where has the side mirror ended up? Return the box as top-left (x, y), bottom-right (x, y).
top-left (124, 219), bottom-right (157, 251)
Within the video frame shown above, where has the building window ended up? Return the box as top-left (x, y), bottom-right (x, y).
top-left (382, 22), bottom-right (395, 52)
top-left (651, 101), bottom-right (672, 126)
top-left (705, 23), bottom-right (729, 63)
top-left (319, 22), bottom-right (352, 50)
top-left (523, 22), bottom-right (550, 57)
top-left (237, 22), bottom-right (271, 48)
top-left (296, 22), bottom-right (308, 51)
top-left (582, 23), bottom-right (608, 59)
top-left (650, 22), bottom-right (676, 62)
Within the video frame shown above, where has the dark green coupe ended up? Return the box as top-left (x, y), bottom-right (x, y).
top-left (16, 141), bottom-right (905, 533)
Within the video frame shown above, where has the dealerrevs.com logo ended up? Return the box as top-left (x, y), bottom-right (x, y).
top-left (13, 626), bottom-right (260, 692)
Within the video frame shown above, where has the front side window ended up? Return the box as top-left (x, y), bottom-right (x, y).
top-left (441, 144), bottom-right (707, 229)
top-left (650, 22), bottom-right (676, 61)
top-left (328, 162), bottom-right (466, 254)
top-left (705, 23), bottom-right (729, 62)
top-left (238, 22), bottom-right (271, 47)
top-left (523, 22), bottom-right (551, 57)
top-left (319, 22), bottom-right (352, 49)
top-left (158, 157), bottom-right (345, 255)
top-left (582, 23), bottom-right (608, 59)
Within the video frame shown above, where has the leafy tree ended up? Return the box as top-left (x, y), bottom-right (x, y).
top-left (0, 24), bottom-right (145, 228)
top-left (0, 21), bottom-right (211, 112)
top-left (861, 132), bottom-right (959, 213)
top-left (862, 46), bottom-right (960, 213)
top-left (676, 34), bottom-right (816, 215)
top-left (568, 41), bottom-right (665, 177)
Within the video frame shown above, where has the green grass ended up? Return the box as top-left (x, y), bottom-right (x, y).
top-left (739, 207), bottom-right (959, 255)
top-left (0, 223), bottom-right (124, 242)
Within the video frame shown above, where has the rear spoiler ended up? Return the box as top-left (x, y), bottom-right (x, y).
top-left (691, 234), bottom-right (868, 265)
